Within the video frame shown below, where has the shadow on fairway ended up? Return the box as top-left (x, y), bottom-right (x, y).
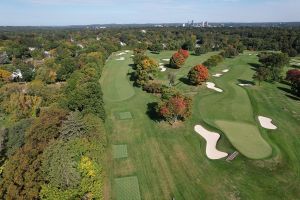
top-left (248, 63), bottom-right (261, 71)
top-left (179, 77), bottom-right (194, 86)
top-left (277, 86), bottom-right (300, 101)
top-left (146, 102), bottom-right (161, 121)
top-left (237, 79), bottom-right (255, 85)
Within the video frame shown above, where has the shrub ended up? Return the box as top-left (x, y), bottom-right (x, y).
top-left (203, 54), bottom-right (224, 68)
top-left (170, 52), bottom-right (185, 68)
top-left (143, 82), bottom-right (162, 93)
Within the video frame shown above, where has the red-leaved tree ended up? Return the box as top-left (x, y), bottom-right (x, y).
top-left (170, 52), bottom-right (186, 68)
top-left (157, 94), bottom-right (192, 124)
top-left (188, 64), bottom-right (209, 85)
top-left (178, 49), bottom-right (190, 59)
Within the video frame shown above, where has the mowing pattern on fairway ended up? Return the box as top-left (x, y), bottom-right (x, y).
top-left (118, 111), bottom-right (133, 120)
top-left (100, 51), bottom-right (135, 102)
top-left (115, 176), bottom-right (141, 200)
top-left (113, 145), bottom-right (128, 159)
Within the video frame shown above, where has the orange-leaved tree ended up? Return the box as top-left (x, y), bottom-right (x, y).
top-left (188, 64), bottom-right (209, 85)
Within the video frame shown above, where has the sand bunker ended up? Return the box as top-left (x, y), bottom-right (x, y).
top-left (124, 50), bottom-right (130, 53)
top-left (206, 82), bottom-right (223, 92)
top-left (159, 66), bottom-right (167, 72)
top-left (162, 58), bottom-right (170, 62)
top-left (116, 57), bottom-right (125, 61)
top-left (212, 73), bottom-right (223, 77)
top-left (238, 83), bottom-right (253, 87)
top-left (194, 125), bottom-right (228, 160)
top-left (117, 52), bottom-right (126, 56)
top-left (222, 69), bottom-right (229, 73)
top-left (258, 116), bottom-right (277, 130)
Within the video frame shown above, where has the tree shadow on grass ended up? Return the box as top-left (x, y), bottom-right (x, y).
top-left (237, 79), bottom-right (255, 85)
top-left (248, 63), bottom-right (261, 71)
top-left (179, 77), bottom-right (193, 86)
top-left (277, 86), bottom-right (300, 101)
top-left (146, 102), bottom-right (161, 121)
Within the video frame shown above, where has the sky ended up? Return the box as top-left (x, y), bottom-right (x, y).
top-left (0, 0), bottom-right (299, 26)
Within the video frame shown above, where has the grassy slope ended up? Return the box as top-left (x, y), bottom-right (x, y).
top-left (101, 51), bottom-right (300, 199)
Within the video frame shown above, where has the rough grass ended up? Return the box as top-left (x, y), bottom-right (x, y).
top-left (101, 51), bottom-right (300, 199)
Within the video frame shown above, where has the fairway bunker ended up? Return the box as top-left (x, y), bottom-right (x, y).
top-left (118, 112), bottom-right (133, 120)
top-left (222, 69), bottom-right (229, 73)
top-left (238, 83), bottom-right (253, 87)
top-left (159, 65), bottom-right (167, 72)
top-left (162, 58), bottom-right (170, 62)
top-left (117, 52), bottom-right (127, 56)
top-left (258, 116), bottom-right (277, 130)
top-left (212, 73), bottom-right (223, 77)
top-left (113, 145), bottom-right (128, 159)
top-left (116, 57), bottom-right (125, 61)
top-left (194, 125), bottom-right (228, 160)
top-left (206, 82), bottom-right (223, 92)
top-left (115, 176), bottom-right (141, 200)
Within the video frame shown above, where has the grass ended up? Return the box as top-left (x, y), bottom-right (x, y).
top-left (113, 145), bottom-right (128, 159)
top-left (118, 112), bottom-right (133, 120)
top-left (101, 50), bottom-right (300, 199)
top-left (101, 51), bottom-right (135, 102)
top-left (114, 176), bottom-right (141, 200)
top-left (215, 120), bottom-right (272, 159)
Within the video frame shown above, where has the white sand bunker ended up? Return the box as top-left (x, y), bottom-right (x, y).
top-left (116, 57), bottom-right (125, 61)
top-left (194, 125), bottom-right (228, 160)
top-left (130, 55), bottom-right (134, 57)
top-left (258, 116), bottom-right (277, 130)
top-left (206, 82), bottom-right (223, 92)
top-left (222, 69), bottom-right (229, 73)
top-left (124, 50), bottom-right (130, 53)
top-left (162, 58), bottom-right (170, 62)
top-left (159, 65), bottom-right (167, 72)
top-left (212, 73), bottom-right (223, 77)
top-left (238, 83), bottom-right (253, 87)
top-left (117, 52), bottom-right (126, 56)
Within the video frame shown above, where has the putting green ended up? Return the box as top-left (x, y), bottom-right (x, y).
top-left (215, 120), bottom-right (272, 159)
top-left (118, 112), bottom-right (133, 120)
top-left (100, 51), bottom-right (135, 102)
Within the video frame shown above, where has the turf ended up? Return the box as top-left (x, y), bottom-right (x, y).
top-left (115, 176), bottom-right (141, 200)
top-left (100, 51), bottom-right (135, 102)
top-left (215, 120), bottom-right (272, 159)
top-left (113, 145), bottom-right (128, 159)
top-left (101, 50), bottom-right (300, 199)
top-left (118, 112), bottom-right (133, 120)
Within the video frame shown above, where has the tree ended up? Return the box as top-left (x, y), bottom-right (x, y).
top-left (156, 94), bottom-right (192, 124)
top-left (195, 46), bottom-right (208, 56)
top-left (253, 67), bottom-right (271, 85)
top-left (258, 52), bottom-right (289, 81)
top-left (178, 49), bottom-right (189, 59)
top-left (170, 52), bottom-right (185, 68)
top-left (59, 111), bottom-right (88, 140)
top-left (203, 54), bottom-right (224, 68)
top-left (168, 73), bottom-right (176, 86)
top-left (149, 43), bottom-right (163, 54)
top-left (0, 69), bottom-right (11, 83)
top-left (286, 69), bottom-right (300, 96)
top-left (188, 64), bottom-right (209, 85)
top-left (221, 45), bottom-right (239, 58)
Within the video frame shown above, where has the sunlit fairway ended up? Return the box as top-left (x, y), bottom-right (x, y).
top-left (101, 50), bottom-right (300, 199)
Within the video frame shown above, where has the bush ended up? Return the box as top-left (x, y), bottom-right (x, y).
top-left (203, 54), bottom-right (224, 68)
top-left (170, 52), bottom-right (185, 68)
top-left (143, 82), bottom-right (162, 93)
top-left (195, 46), bottom-right (208, 56)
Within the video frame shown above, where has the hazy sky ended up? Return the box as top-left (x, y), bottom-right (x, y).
top-left (1, 0), bottom-right (299, 26)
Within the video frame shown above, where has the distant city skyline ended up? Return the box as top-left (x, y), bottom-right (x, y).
top-left (1, 0), bottom-right (300, 26)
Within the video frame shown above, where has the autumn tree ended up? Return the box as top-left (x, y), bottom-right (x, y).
top-left (286, 69), bottom-right (300, 96)
top-left (188, 64), bottom-right (209, 85)
top-left (0, 69), bottom-right (11, 84)
top-left (170, 52), bottom-right (186, 68)
top-left (156, 94), bottom-right (192, 124)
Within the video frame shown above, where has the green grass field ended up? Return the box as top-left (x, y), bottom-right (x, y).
top-left (114, 176), bottom-right (141, 200)
top-left (101, 50), bottom-right (300, 199)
